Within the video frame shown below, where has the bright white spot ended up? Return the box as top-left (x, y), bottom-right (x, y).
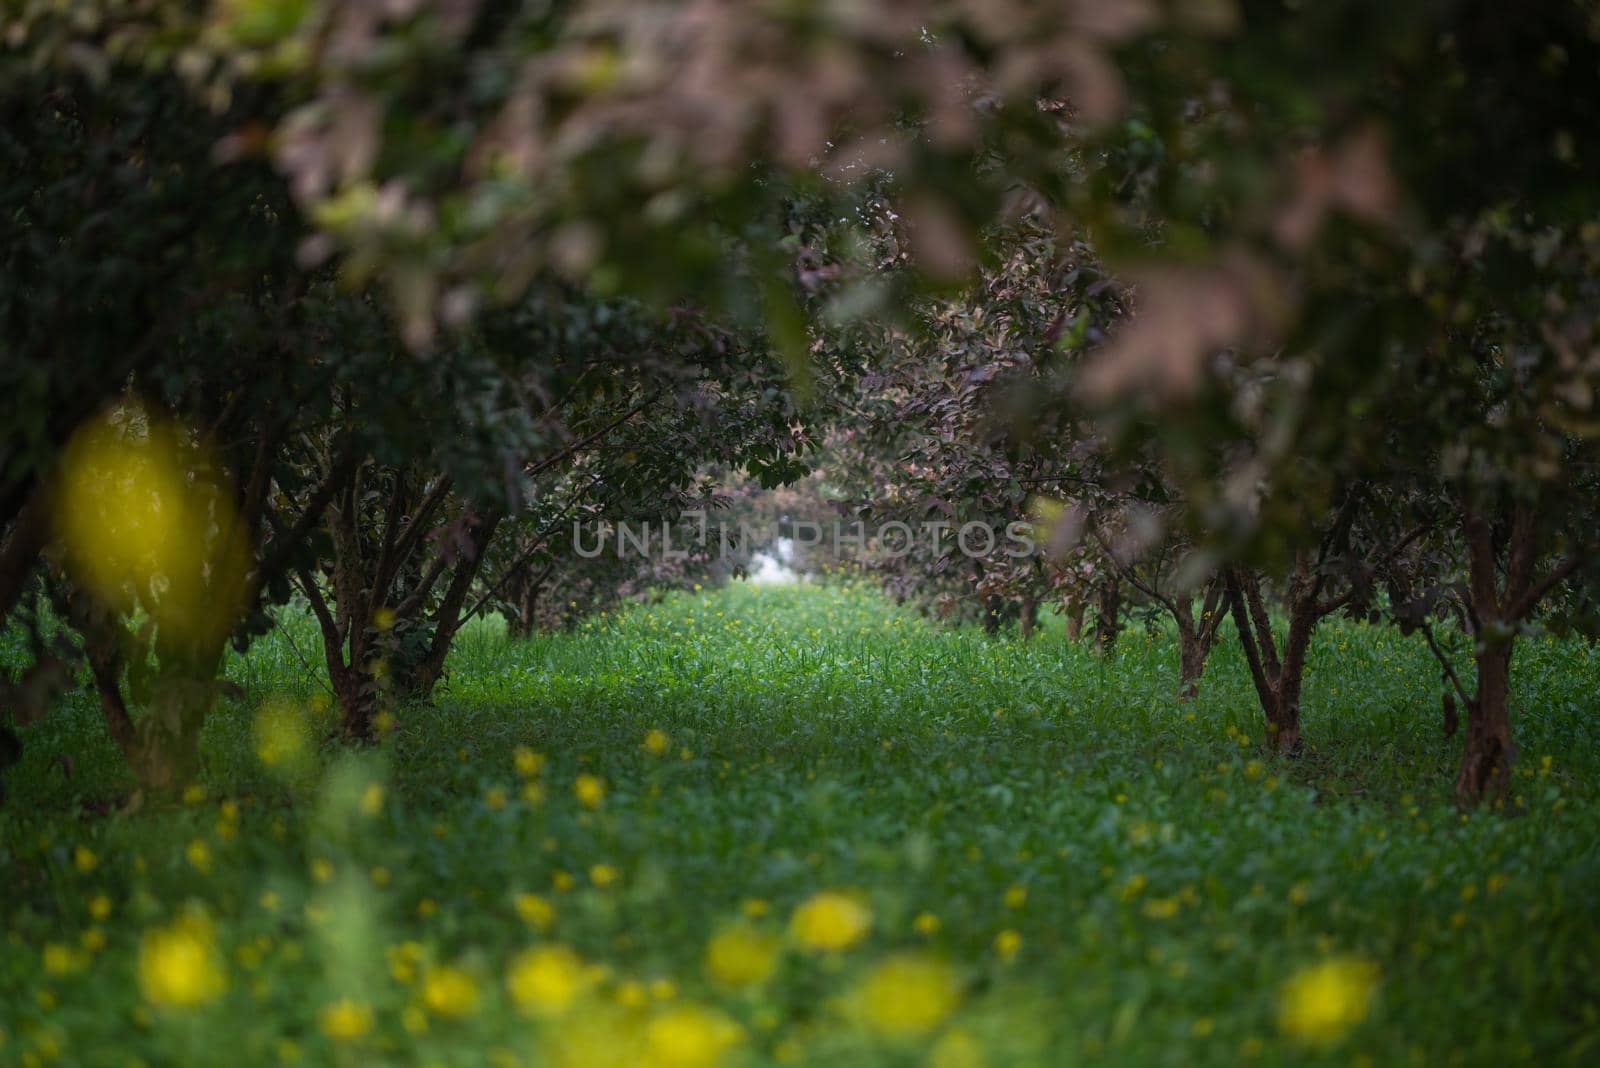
top-left (746, 537), bottom-right (802, 585)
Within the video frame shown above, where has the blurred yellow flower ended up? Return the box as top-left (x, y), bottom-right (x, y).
top-left (422, 965), bottom-right (481, 1018)
top-left (185, 839), bottom-right (212, 874)
top-left (930, 1027), bottom-right (988, 1068)
top-left (644, 729), bottom-right (671, 755)
top-left (515, 892), bottom-right (556, 929)
top-left (1004, 884), bottom-right (1027, 909)
top-left (789, 891), bottom-right (872, 951)
top-left (1143, 897), bottom-right (1180, 920)
top-left (574, 774), bottom-right (607, 808)
top-left (704, 923), bottom-right (780, 987)
top-left (138, 912), bottom-right (226, 1008)
top-left (590, 863), bottom-right (620, 888)
top-left (359, 783), bottom-right (386, 816)
top-left (913, 911), bottom-right (941, 936)
top-left (508, 945), bottom-right (594, 1015)
top-left (514, 747), bottom-right (547, 777)
top-left (644, 1004), bottom-right (744, 1068)
top-left (1277, 957), bottom-right (1379, 1045)
top-left (89, 894), bottom-right (113, 921)
top-left (387, 942), bottom-right (424, 985)
top-left (994, 929), bottom-right (1022, 961)
top-left (73, 845), bottom-right (97, 873)
top-left (318, 998), bottom-right (373, 1042)
top-left (854, 953), bottom-right (960, 1038)
top-left (253, 699), bottom-right (311, 773)
top-left (42, 943), bottom-right (76, 976)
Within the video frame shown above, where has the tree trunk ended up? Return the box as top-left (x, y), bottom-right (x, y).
top-left (1457, 641), bottom-right (1514, 806)
top-left (1451, 500), bottom-right (1533, 808)
top-left (1065, 599), bottom-right (1085, 641)
top-left (1175, 615), bottom-right (1205, 700)
top-left (1019, 595), bottom-right (1038, 642)
top-left (1269, 605), bottom-right (1316, 754)
top-left (1093, 580), bottom-right (1121, 655)
top-left (332, 664), bottom-right (377, 742)
top-left (1224, 567), bottom-right (1316, 756)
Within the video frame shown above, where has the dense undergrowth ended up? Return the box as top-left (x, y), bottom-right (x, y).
top-left (2, 582), bottom-right (1598, 1066)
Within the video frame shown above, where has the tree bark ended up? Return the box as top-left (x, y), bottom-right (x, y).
top-left (1019, 594), bottom-right (1038, 642)
top-left (1457, 641), bottom-right (1514, 805)
top-left (1065, 599), bottom-right (1085, 641)
top-left (1224, 566), bottom-right (1320, 755)
top-left (1093, 579), bottom-right (1121, 655)
top-left (1451, 501), bottom-right (1531, 807)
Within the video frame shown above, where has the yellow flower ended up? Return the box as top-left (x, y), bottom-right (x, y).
top-left (88, 894), bottom-right (113, 921)
top-left (515, 892), bottom-right (556, 929)
top-left (789, 891), bottom-right (872, 952)
top-left (254, 699), bottom-right (311, 773)
top-left (704, 924), bottom-right (780, 987)
top-left (138, 911), bottom-right (226, 1008)
top-left (73, 845), bottom-right (97, 872)
top-left (574, 774), bottom-right (606, 808)
top-left (359, 784), bottom-right (385, 816)
top-left (318, 998), bottom-right (373, 1042)
top-left (913, 911), bottom-right (941, 936)
top-left (1277, 957), bottom-right (1378, 1045)
top-left (590, 863), bottom-right (621, 888)
top-left (1143, 897), bottom-right (1180, 920)
top-left (930, 1028), bottom-right (987, 1068)
top-left (1003, 884), bottom-right (1027, 909)
top-left (854, 953), bottom-right (960, 1038)
top-left (486, 786), bottom-right (508, 811)
top-left (387, 942), bottom-right (424, 985)
top-left (645, 1005), bottom-right (744, 1068)
top-left (508, 945), bottom-right (594, 1016)
top-left (514, 747), bottom-right (546, 777)
top-left (644, 729), bottom-right (671, 755)
top-left (186, 839), bottom-right (212, 874)
top-left (42, 943), bottom-right (76, 976)
top-left (994, 929), bottom-right (1022, 961)
top-left (422, 965), bottom-right (481, 1018)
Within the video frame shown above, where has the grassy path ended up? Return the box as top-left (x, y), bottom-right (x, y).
top-left (3, 582), bottom-right (1598, 1065)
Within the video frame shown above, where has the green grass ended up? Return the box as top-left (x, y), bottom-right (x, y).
top-left (3, 582), bottom-right (1599, 1066)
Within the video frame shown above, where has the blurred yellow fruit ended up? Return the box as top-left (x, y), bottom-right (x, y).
top-left (55, 409), bottom-right (248, 648)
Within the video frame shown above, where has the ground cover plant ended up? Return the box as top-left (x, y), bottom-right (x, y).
top-left (4, 582), bottom-right (1597, 1067)
top-left (7, 4), bottom-right (1600, 1065)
